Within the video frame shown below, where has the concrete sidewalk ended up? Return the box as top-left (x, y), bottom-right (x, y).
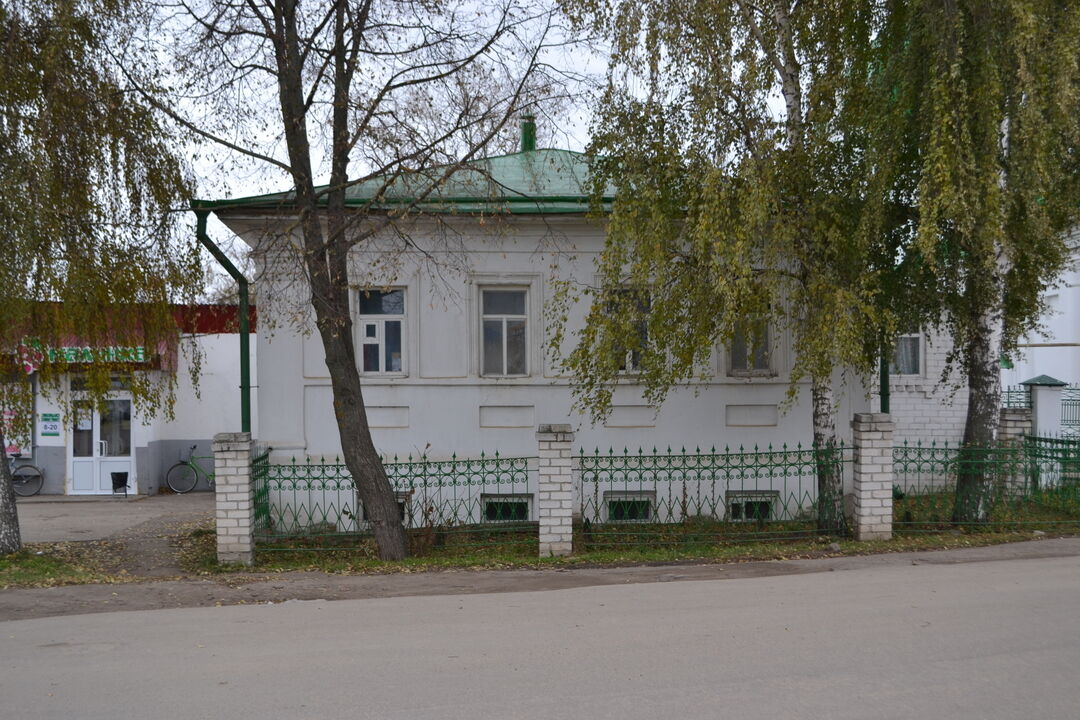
top-left (15, 492), bottom-right (214, 543)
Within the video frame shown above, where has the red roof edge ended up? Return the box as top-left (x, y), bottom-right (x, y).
top-left (173, 304), bottom-right (257, 334)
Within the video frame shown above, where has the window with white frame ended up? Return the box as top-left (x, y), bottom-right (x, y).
top-left (481, 288), bottom-right (528, 376)
top-left (357, 289), bottom-right (405, 374)
top-left (890, 331), bottom-right (921, 375)
top-left (729, 320), bottom-right (772, 375)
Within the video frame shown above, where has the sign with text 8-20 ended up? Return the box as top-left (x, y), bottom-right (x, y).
top-left (39, 413), bottom-right (60, 438)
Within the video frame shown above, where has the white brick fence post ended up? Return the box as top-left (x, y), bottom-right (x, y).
top-left (213, 432), bottom-right (254, 565)
top-left (999, 407), bottom-right (1032, 445)
top-left (852, 413), bottom-right (894, 541)
top-left (537, 424), bottom-right (574, 557)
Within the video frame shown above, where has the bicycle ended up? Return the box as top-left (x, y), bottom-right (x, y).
top-left (7, 454), bottom-right (44, 497)
top-left (165, 445), bottom-right (215, 494)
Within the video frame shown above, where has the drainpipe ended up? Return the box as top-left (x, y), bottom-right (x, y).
top-left (879, 333), bottom-right (890, 415)
top-left (194, 209), bottom-right (251, 433)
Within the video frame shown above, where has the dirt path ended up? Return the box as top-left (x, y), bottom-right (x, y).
top-left (3, 536), bottom-right (1079, 623)
top-left (105, 511), bottom-right (214, 578)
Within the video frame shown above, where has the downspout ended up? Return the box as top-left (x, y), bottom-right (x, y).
top-left (879, 333), bottom-right (890, 415)
top-left (194, 209), bottom-right (251, 433)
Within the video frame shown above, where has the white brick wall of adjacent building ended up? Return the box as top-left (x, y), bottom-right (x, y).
top-left (874, 329), bottom-right (970, 446)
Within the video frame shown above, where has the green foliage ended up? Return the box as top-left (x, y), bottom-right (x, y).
top-left (553, 0), bottom-right (889, 423)
top-left (0, 0), bottom-right (202, 424)
top-left (555, 0), bottom-right (1080, 446)
top-left (863, 0), bottom-right (1080, 373)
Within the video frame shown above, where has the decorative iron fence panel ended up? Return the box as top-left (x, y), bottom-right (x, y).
top-left (1001, 386), bottom-right (1032, 409)
top-left (576, 444), bottom-right (851, 548)
top-left (251, 453), bottom-right (537, 553)
top-left (1062, 386), bottom-right (1080, 437)
top-left (892, 436), bottom-right (1080, 532)
top-left (251, 446), bottom-right (271, 535)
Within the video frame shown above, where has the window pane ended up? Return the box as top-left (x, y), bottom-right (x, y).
top-left (484, 500), bottom-right (528, 522)
top-left (72, 403), bottom-right (93, 458)
top-left (730, 330), bottom-right (748, 371)
top-left (890, 336), bottom-right (920, 374)
top-left (609, 499), bottom-right (651, 522)
top-left (100, 400), bottom-right (131, 457)
top-left (363, 344), bottom-right (380, 372)
top-left (482, 290), bottom-right (525, 316)
top-left (506, 319), bottom-right (527, 374)
top-left (482, 320), bottom-right (503, 375)
top-left (358, 289), bottom-right (404, 315)
top-left (365, 323), bottom-right (377, 338)
top-left (384, 321), bottom-right (402, 372)
top-left (751, 326), bottom-right (769, 370)
top-left (731, 322), bottom-right (768, 372)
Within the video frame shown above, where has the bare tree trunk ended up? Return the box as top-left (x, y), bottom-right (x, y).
top-left (0, 425), bottom-right (22, 555)
top-left (953, 271), bottom-right (1006, 524)
top-left (315, 305), bottom-right (409, 560)
top-left (273, 0), bottom-right (407, 559)
top-left (811, 376), bottom-right (843, 534)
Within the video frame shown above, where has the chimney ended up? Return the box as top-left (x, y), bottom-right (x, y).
top-left (520, 114), bottom-right (537, 152)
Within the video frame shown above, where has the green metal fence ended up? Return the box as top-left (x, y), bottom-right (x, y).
top-left (251, 446), bottom-right (271, 535)
top-left (252, 453), bottom-right (537, 553)
top-left (1062, 386), bottom-right (1080, 438)
top-left (892, 436), bottom-right (1080, 532)
top-left (1001, 386), bottom-right (1032, 409)
top-left (576, 444), bottom-right (851, 549)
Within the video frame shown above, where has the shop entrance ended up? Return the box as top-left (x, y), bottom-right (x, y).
top-left (70, 398), bottom-right (134, 494)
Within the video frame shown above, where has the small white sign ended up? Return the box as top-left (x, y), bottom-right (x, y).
top-left (40, 413), bottom-right (61, 438)
top-left (76, 417), bottom-right (92, 431)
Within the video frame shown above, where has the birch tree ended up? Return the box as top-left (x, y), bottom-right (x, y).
top-left (555, 0), bottom-right (885, 532)
top-left (142, 0), bottom-right (570, 558)
top-left (0, 0), bottom-right (199, 555)
top-left (864, 0), bottom-right (1080, 522)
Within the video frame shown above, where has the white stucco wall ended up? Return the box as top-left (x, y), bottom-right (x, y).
top-left (1002, 237), bottom-right (1080, 387)
top-left (154, 333), bottom-right (258, 441)
top-left (221, 214), bottom-right (873, 464)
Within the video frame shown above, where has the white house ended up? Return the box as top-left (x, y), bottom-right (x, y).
top-left (202, 131), bottom-right (886, 465)
top-left (7, 305), bottom-right (256, 495)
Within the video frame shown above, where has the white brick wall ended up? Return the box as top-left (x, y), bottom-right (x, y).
top-left (536, 424), bottom-right (574, 557)
top-left (213, 432), bottom-right (254, 565)
top-left (876, 329), bottom-right (969, 447)
top-left (852, 413), bottom-right (893, 541)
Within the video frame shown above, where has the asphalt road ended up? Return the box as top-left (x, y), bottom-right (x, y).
top-left (3, 551), bottom-right (1080, 719)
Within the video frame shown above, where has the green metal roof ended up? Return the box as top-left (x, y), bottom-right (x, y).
top-left (1020, 374), bottom-right (1068, 387)
top-left (194, 148), bottom-right (610, 215)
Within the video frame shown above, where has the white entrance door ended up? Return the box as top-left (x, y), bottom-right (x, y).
top-left (70, 399), bottom-right (135, 494)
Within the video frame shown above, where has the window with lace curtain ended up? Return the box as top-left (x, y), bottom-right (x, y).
top-left (890, 332), bottom-right (921, 375)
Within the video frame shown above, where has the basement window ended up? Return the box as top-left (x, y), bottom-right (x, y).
top-left (605, 491), bottom-right (655, 522)
top-left (482, 494), bottom-right (531, 523)
top-left (726, 490), bottom-right (779, 521)
top-left (361, 492), bottom-right (411, 525)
